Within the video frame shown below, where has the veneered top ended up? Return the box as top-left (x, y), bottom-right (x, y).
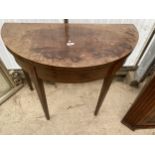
top-left (1, 23), bottom-right (138, 68)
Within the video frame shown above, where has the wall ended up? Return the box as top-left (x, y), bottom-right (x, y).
top-left (135, 30), bottom-right (155, 82)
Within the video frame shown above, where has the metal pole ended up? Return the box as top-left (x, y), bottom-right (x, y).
top-left (64, 19), bottom-right (68, 23)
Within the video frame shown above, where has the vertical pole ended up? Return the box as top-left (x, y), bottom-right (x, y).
top-left (64, 19), bottom-right (68, 23)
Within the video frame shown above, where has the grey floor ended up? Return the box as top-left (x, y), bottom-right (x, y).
top-left (0, 79), bottom-right (155, 135)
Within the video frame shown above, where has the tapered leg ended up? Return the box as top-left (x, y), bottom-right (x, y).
top-left (94, 75), bottom-right (114, 116)
top-left (23, 70), bottom-right (33, 91)
top-left (31, 68), bottom-right (50, 120)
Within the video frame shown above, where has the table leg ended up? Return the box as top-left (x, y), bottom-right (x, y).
top-left (94, 59), bottom-right (125, 116)
top-left (23, 70), bottom-right (34, 91)
top-left (94, 75), bottom-right (114, 116)
top-left (31, 68), bottom-right (50, 120)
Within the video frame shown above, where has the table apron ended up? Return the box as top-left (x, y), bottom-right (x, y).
top-left (15, 57), bottom-right (124, 83)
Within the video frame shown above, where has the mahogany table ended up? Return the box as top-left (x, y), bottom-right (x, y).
top-left (1, 23), bottom-right (138, 120)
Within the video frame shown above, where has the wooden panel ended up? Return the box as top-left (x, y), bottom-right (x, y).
top-left (15, 57), bottom-right (33, 74)
top-left (15, 53), bottom-right (124, 83)
top-left (122, 74), bottom-right (155, 130)
top-left (35, 64), bottom-right (110, 83)
top-left (142, 109), bottom-right (155, 125)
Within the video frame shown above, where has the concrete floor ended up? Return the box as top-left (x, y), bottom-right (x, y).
top-left (0, 79), bottom-right (155, 135)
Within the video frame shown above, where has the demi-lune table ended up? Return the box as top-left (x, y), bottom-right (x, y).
top-left (1, 23), bottom-right (138, 120)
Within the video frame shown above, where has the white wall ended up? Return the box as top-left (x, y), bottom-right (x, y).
top-left (0, 19), bottom-right (154, 69)
top-left (135, 29), bottom-right (155, 82)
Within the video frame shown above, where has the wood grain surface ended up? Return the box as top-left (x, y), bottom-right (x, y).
top-left (122, 74), bottom-right (155, 130)
top-left (1, 23), bottom-right (138, 69)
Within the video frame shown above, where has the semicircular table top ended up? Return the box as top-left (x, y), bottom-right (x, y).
top-left (1, 23), bottom-right (138, 69)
